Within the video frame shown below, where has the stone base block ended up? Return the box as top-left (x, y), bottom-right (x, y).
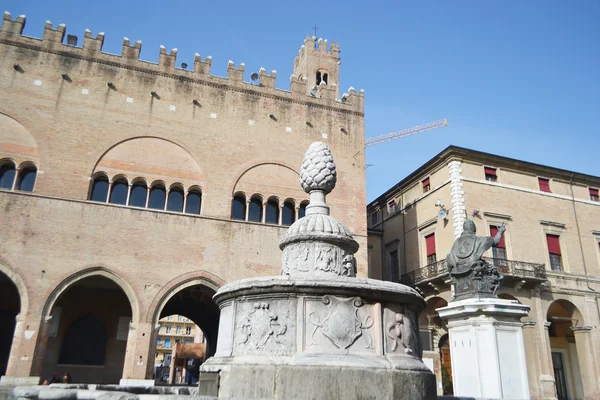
top-left (117, 380), bottom-right (154, 388)
top-left (214, 364), bottom-right (436, 400)
top-left (0, 375), bottom-right (41, 385)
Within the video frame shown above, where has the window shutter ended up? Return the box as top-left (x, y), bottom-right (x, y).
top-left (546, 234), bottom-right (561, 255)
top-left (425, 233), bottom-right (436, 256)
top-left (484, 167), bottom-right (497, 176)
top-left (422, 177), bottom-right (430, 187)
top-left (539, 178), bottom-right (551, 192)
top-left (490, 226), bottom-right (506, 248)
top-left (590, 188), bottom-right (599, 197)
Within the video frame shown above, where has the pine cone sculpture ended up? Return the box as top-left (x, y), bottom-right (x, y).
top-left (300, 142), bottom-right (337, 194)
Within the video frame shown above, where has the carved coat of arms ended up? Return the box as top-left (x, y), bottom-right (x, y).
top-left (238, 302), bottom-right (287, 349)
top-left (309, 296), bottom-right (373, 350)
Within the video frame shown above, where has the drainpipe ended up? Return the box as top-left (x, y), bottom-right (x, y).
top-left (569, 174), bottom-right (599, 321)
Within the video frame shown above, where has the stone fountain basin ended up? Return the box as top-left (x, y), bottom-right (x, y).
top-left (204, 276), bottom-right (428, 370)
top-left (200, 276), bottom-right (436, 399)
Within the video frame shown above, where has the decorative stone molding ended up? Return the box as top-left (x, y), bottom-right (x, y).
top-left (448, 160), bottom-right (466, 238)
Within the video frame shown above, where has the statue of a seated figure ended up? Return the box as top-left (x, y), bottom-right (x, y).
top-left (446, 220), bottom-right (505, 299)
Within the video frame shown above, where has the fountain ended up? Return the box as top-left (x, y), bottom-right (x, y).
top-left (199, 142), bottom-right (436, 399)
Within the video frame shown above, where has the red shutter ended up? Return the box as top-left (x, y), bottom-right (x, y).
top-left (539, 178), bottom-right (551, 192)
top-left (590, 188), bottom-right (599, 197)
top-left (422, 177), bottom-right (430, 186)
top-left (546, 234), bottom-right (561, 255)
top-left (484, 167), bottom-right (497, 176)
top-left (490, 226), bottom-right (505, 248)
top-left (426, 233), bottom-right (436, 256)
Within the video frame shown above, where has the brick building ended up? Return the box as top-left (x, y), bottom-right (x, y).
top-left (367, 146), bottom-right (600, 399)
top-left (0, 12), bottom-right (367, 385)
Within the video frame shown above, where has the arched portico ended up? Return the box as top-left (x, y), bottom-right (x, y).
top-left (32, 268), bottom-right (138, 384)
top-left (143, 272), bottom-right (223, 383)
top-left (545, 298), bottom-right (597, 400)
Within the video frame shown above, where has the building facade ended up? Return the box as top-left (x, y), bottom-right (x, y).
top-left (0, 11), bottom-right (367, 385)
top-left (367, 146), bottom-right (600, 399)
top-left (155, 315), bottom-right (204, 368)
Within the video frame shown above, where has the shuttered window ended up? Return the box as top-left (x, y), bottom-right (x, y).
top-left (425, 233), bottom-right (436, 264)
top-left (422, 177), bottom-right (431, 193)
top-left (485, 167), bottom-right (497, 182)
top-left (546, 234), bottom-right (562, 271)
top-left (539, 178), bottom-right (551, 193)
top-left (490, 225), bottom-right (507, 266)
top-left (590, 188), bottom-right (599, 201)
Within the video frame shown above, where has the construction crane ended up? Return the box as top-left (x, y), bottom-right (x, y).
top-left (364, 118), bottom-right (448, 147)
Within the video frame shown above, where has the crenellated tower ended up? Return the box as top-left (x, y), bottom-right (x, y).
top-left (293, 36), bottom-right (340, 98)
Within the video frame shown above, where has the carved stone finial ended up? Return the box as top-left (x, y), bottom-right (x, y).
top-left (299, 142), bottom-right (336, 216)
top-left (279, 142), bottom-right (357, 278)
top-left (300, 142), bottom-right (337, 194)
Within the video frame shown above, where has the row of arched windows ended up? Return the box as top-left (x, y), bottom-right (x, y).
top-left (231, 193), bottom-right (307, 226)
top-left (0, 160), bottom-right (37, 192)
top-left (89, 174), bottom-right (202, 215)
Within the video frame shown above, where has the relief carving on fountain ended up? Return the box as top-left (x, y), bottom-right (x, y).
top-left (308, 296), bottom-right (374, 350)
top-left (282, 243), bottom-right (357, 277)
top-left (236, 302), bottom-right (288, 352)
top-left (385, 306), bottom-right (421, 358)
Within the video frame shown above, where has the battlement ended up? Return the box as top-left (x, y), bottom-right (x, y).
top-left (0, 12), bottom-right (363, 111)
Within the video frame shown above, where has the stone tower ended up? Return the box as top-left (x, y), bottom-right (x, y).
top-left (293, 36), bottom-right (340, 98)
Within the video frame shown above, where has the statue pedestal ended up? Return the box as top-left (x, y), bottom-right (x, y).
top-left (436, 298), bottom-right (530, 399)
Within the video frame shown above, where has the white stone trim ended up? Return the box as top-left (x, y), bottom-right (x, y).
top-left (448, 160), bottom-right (466, 238)
top-left (462, 177), bottom-right (600, 207)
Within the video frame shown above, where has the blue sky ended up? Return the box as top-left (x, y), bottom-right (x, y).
top-left (4, 1), bottom-right (599, 202)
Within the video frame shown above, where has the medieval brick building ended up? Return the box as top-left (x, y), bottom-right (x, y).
top-left (0, 11), bottom-right (366, 385)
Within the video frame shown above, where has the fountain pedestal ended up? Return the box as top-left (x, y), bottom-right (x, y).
top-left (199, 143), bottom-right (435, 399)
top-left (437, 296), bottom-right (530, 399)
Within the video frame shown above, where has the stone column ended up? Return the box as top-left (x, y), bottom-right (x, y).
top-left (120, 322), bottom-right (156, 386)
top-left (182, 192), bottom-right (188, 213)
top-left (126, 184), bottom-right (132, 205)
top-left (245, 200), bottom-right (250, 222)
top-left (1, 314), bottom-right (45, 385)
top-left (437, 298), bottom-right (530, 399)
top-left (572, 326), bottom-right (600, 399)
top-left (11, 167), bottom-right (19, 190)
top-left (262, 203), bottom-right (266, 223)
top-left (278, 204), bottom-right (283, 225)
top-left (295, 206), bottom-right (299, 222)
top-left (144, 186), bottom-right (150, 208)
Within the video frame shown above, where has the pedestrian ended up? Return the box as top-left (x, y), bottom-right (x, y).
top-left (62, 373), bottom-right (72, 384)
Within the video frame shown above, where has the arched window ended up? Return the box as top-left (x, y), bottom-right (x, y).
top-left (16, 165), bottom-right (37, 192)
top-left (109, 178), bottom-right (128, 205)
top-left (282, 200), bottom-right (295, 226)
top-left (167, 185), bottom-right (184, 212)
top-left (58, 314), bottom-right (108, 365)
top-left (299, 201), bottom-right (308, 219)
top-left (90, 175), bottom-right (109, 202)
top-left (0, 162), bottom-right (16, 190)
top-left (185, 189), bottom-right (202, 215)
top-left (231, 194), bottom-right (246, 220)
top-left (316, 70), bottom-right (328, 86)
top-left (248, 196), bottom-right (263, 222)
top-left (265, 198), bottom-right (279, 224)
top-left (148, 184), bottom-right (166, 210)
top-left (128, 180), bottom-right (147, 207)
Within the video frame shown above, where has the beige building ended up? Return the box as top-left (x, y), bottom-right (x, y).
top-left (0, 12), bottom-right (367, 385)
top-left (367, 145), bottom-right (600, 399)
top-left (155, 315), bottom-right (204, 367)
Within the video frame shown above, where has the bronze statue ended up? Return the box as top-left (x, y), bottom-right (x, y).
top-left (447, 220), bottom-right (505, 299)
